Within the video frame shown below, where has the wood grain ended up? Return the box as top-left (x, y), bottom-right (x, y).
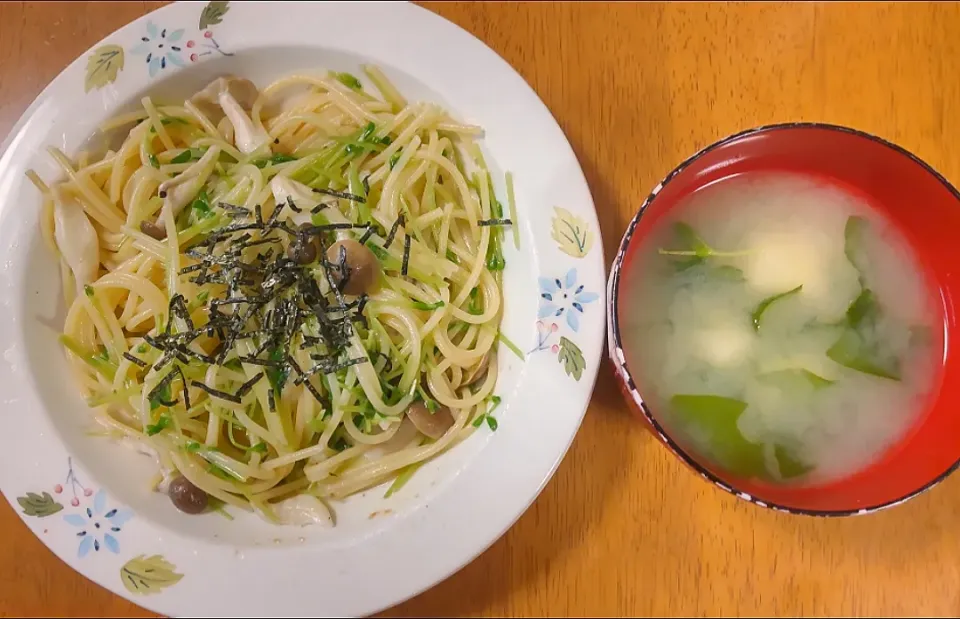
top-left (3, 2), bottom-right (960, 616)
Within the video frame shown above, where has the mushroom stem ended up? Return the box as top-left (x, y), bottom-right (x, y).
top-left (51, 186), bottom-right (99, 296)
top-left (157, 145), bottom-right (221, 222)
top-left (219, 90), bottom-right (271, 155)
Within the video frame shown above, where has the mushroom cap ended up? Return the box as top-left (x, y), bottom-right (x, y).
top-left (192, 75), bottom-right (261, 109)
top-left (189, 75), bottom-right (261, 122)
top-left (406, 401), bottom-right (455, 440)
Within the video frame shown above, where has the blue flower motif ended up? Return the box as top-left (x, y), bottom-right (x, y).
top-left (129, 22), bottom-right (185, 78)
top-left (63, 489), bottom-right (133, 558)
top-left (537, 268), bottom-right (599, 332)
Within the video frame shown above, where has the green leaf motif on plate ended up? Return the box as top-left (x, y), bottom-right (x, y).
top-left (557, 337), bottom-right (585, 381)
top-left (84, 45), bottom-right (124, 93)
top-left (199, 1), bottom-right (230, 29)
top-left (16, 492), bottom-right (63, 517)
top-left (121, 555), bottom-right (183, 595)
top-left (550, 207), bottom-right (594, 258)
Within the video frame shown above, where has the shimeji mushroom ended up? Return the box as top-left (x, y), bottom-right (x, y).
top-left (268, 494), bottom-right (334, 527)
top-left (190, 76), bottom-right (271, 155)
top-left (269, 176), bottom-right (321, 226)
top-left (51, 186), bottom-right (99, 295)
top-left (143, 145), bottom-right (221, 239)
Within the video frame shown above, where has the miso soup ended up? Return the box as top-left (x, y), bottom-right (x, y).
top-left (621, 172), bottom-right (943, 485)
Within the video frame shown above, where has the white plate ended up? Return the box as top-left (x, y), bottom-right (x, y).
top-left (0, 2), bottom-right (604, 616)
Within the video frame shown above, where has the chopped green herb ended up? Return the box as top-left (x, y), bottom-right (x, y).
top-left (191, 189), bottom-right (213, 220)
top-left (368, 244), bottom-right (389, 261)
top-left (446, 250), bottom-right (459, 264)
top-left (149, 381), bottom-right (173, 411)
top-left (266, 346), bottom-right (289, 395)
top-left (498, 332), bottom-right (525, 360)
top-left (206, 463), bottom-right (238, 481)
top-left (148, 153), bottom-right (160, 169)
top-left (84, 284), bottom-right (95, 298)
top-left (752, 285), bottom-right (803, 331)
top-left (359, 122), bottom-right (376, 142)
top-left (247, 442), bottom-right (268, 454)
top-left (145, 414), bottom-right (171, 436)
top-left (91, 346), bottom-right (110, 363)
top-left (252, 153), bottom-right (298, 168)
top-left (486, 416), bottom-right (499, 431)
top-left (415, 385), bottom-right (440, 413)
top-left (185, 440), bottom-right (203, 453)
top-left (170, 149), bottom-right (193, 164)
top-left (389, 152), bottom-right (401, 169)
top-left (384, 461), bottom-right (424, 498)
top-left (331, 435), bottom-right (350, 452)
top-left (335, 72), bottom-right (363, 90)
top-left (468, 287), bottom-right (482, 315)
top-left (412, 300), bottom-right (444, 311)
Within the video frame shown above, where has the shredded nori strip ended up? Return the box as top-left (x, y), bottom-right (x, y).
top-left (313, 187), bottom-right (366, 203)
top-left (401, 234), bottom-right (411, 276)
top-left (478, 218), bottom-right (513, 227)
top-left (298, 356), bottom-right (369, 381)
top-left (235, 372), bottom-right (265, 398)
top-left (148, 371), bottom-right (180, 407)
top-left (362, 175), bottom-right (370, 196)
top-left (287, 355), bottom-right (325, 404)
top-left (238, 355), bottom-right (282, 367)
top-left (267, 198), bottom-right (287, 226)
top-left (169, 294), bottom-right (195, 331)
top-left (267, 389), bottom-right (276, 412)
top-left (358, 226), bottom-right (375, 245)
top-left (383, 215), bottom-right (404, 249)
top-left (174, 366), bottom-right (191, 412)
top-left (310, 203), bottom-right (328, 214)
top-left (191, 380), bottom-right (242, 404)
top-left (143, 198), bottom-right (374, 417)
top-left (285, 195), bottom-right (302, 214)
top-left (218, 202), bottom-right (249, 213)
top-left (123, 352), bottom-right (148, 368)
top-left (152, 349), bottom-right (177, 372)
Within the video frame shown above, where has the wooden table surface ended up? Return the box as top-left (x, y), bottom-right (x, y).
top-left (3, 1), bottom-right (960, 617)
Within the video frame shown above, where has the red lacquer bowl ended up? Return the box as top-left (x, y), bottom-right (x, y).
top-left (606, 123), bottom-right (960, 515)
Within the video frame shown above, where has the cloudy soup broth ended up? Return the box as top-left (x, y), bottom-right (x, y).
top-left (621, 172), bottom-right (943, 485)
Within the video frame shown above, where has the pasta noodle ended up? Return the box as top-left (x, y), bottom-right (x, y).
top-left (27, 68), bottom-right (515, 526)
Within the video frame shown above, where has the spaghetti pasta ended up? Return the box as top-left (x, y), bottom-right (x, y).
top-left (28, 68), bottom-right (515, 526)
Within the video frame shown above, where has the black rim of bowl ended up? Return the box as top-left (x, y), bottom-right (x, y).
top-left (607, 121), bottom-right (960, 517)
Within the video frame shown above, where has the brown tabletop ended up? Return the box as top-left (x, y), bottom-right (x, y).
top-left (3, 2), bottom-right (960, 617)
